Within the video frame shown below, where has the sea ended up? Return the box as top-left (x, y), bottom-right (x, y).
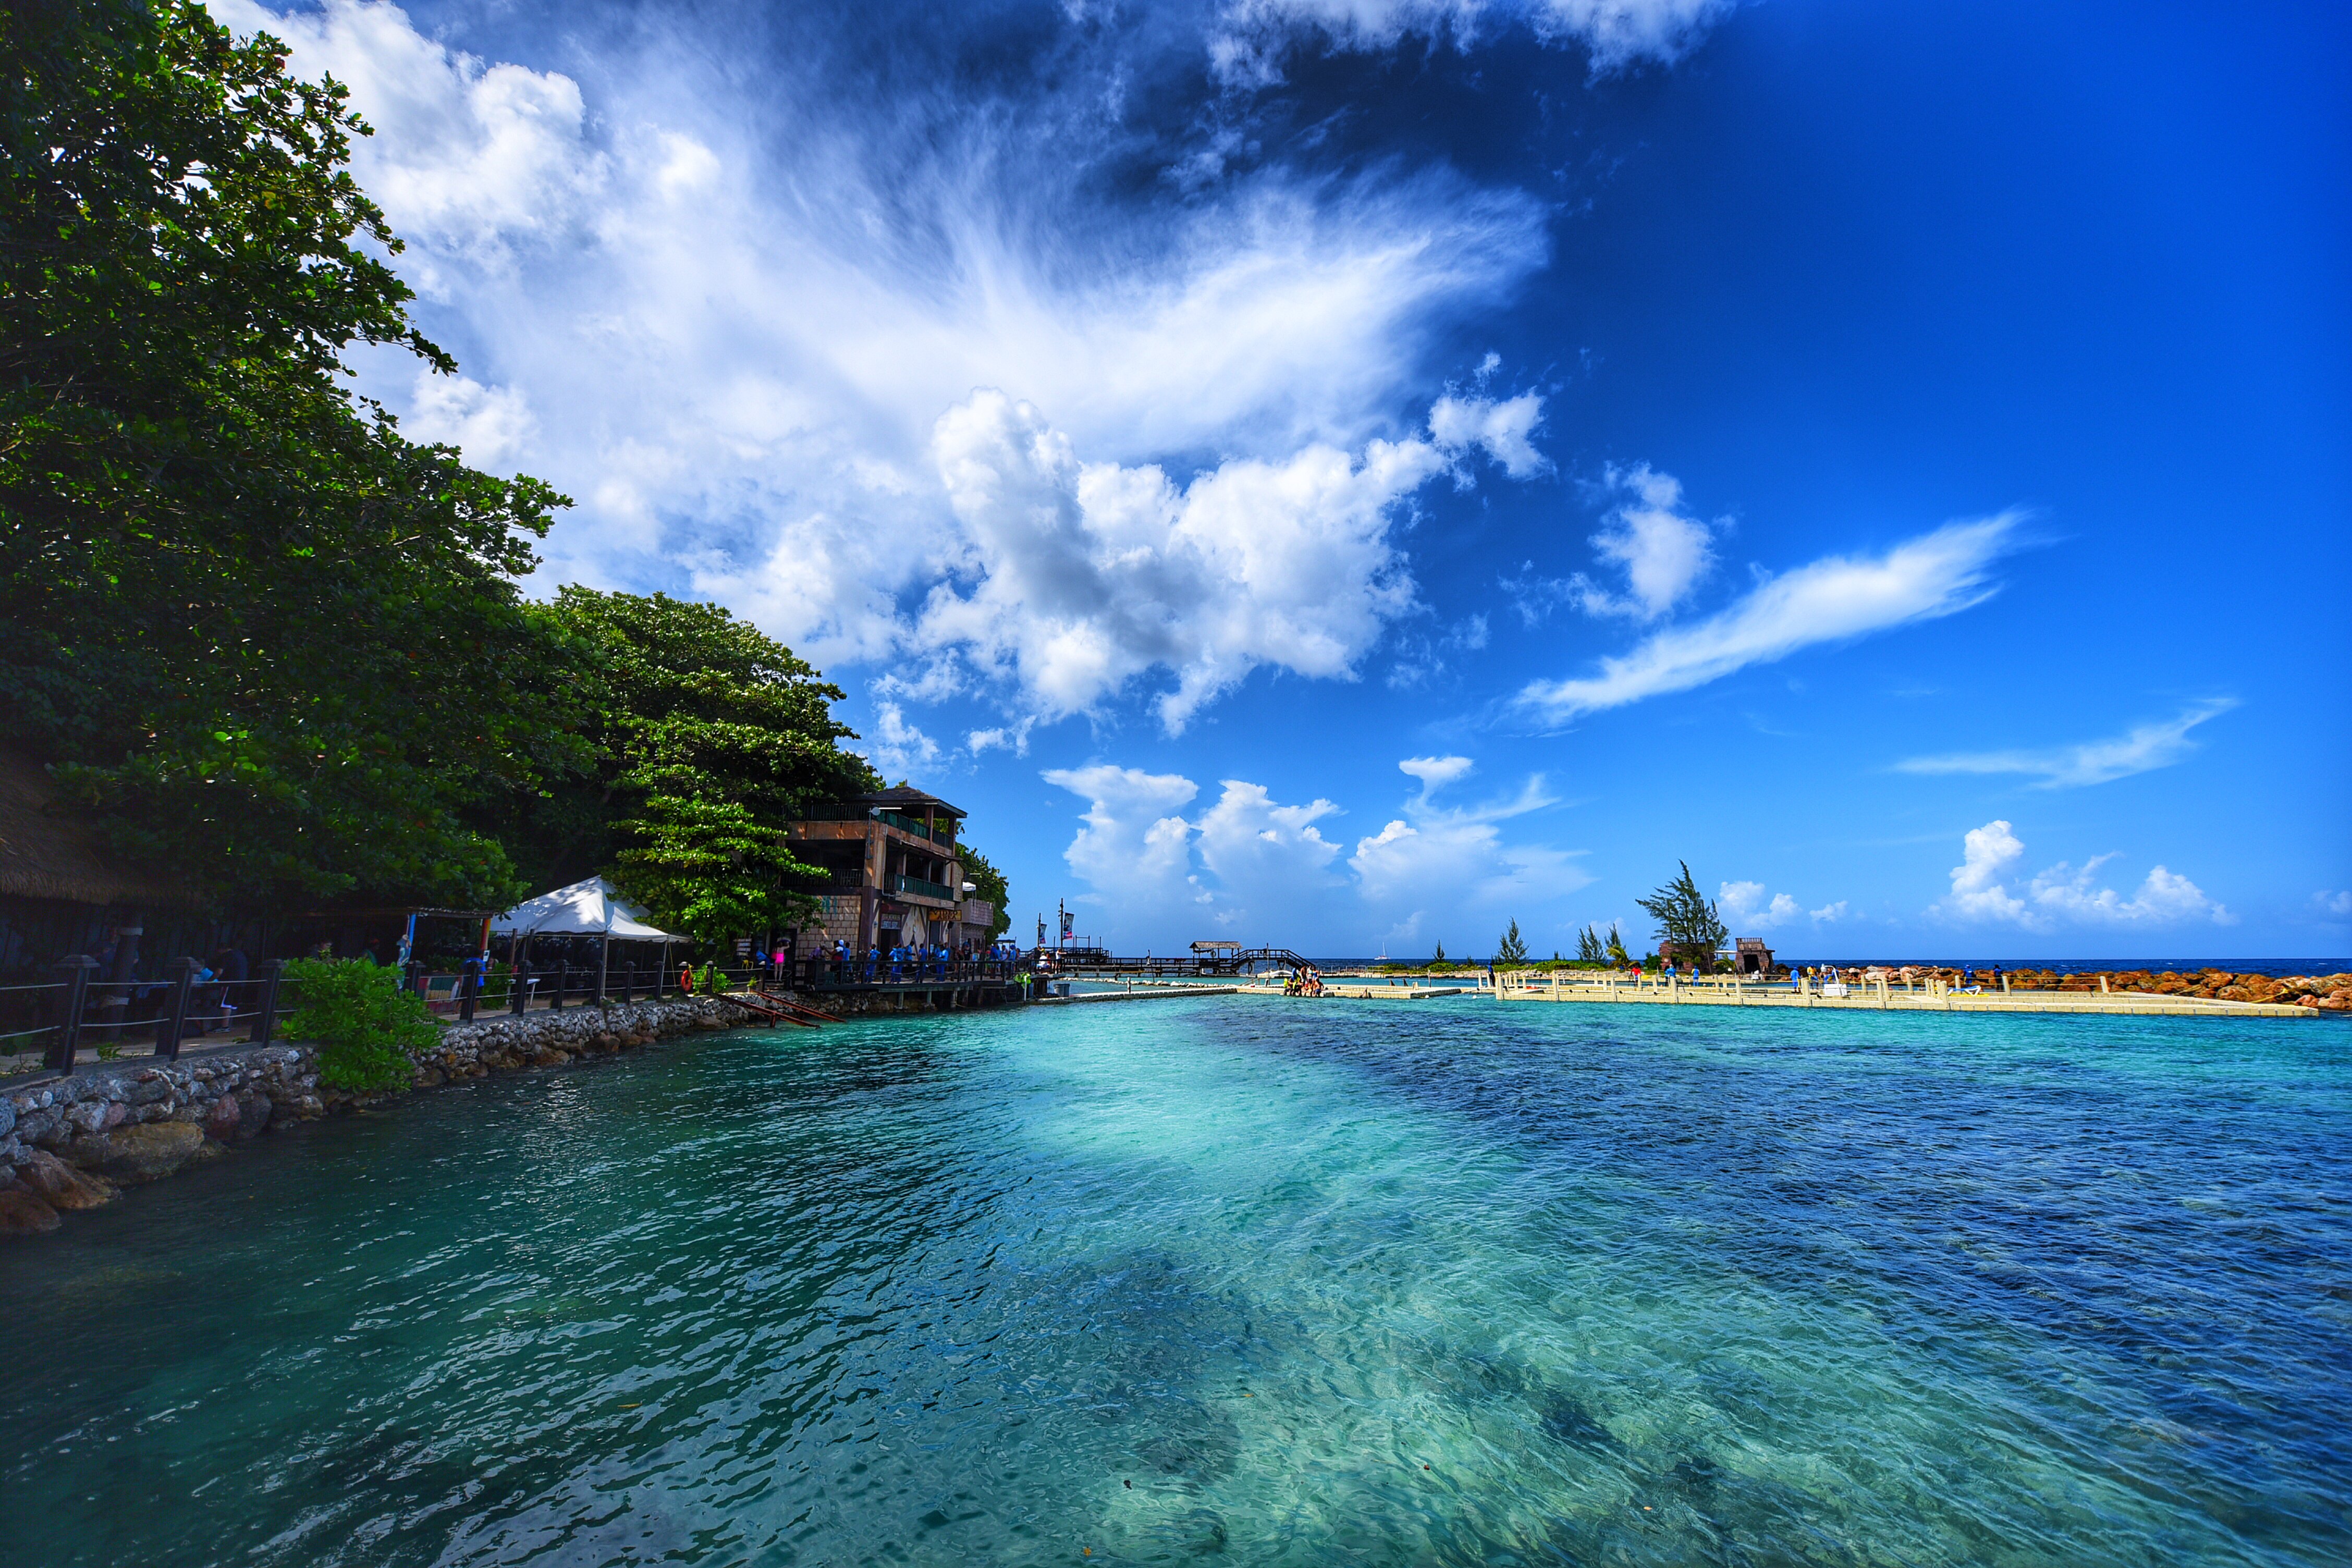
top-left (3, 994), bottom-right (2345, 1565)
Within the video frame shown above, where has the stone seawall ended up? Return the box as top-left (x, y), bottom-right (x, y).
top-left (0, 994), bottom-right (755, 1237)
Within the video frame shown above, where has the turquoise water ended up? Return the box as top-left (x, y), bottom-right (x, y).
top-left (4, 998), bottom-right (2347, 1565)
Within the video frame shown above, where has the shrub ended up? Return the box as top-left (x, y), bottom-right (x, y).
top-left (283, 958), bottom-right (436, 1092)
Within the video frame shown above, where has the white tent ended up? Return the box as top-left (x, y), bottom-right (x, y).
top-left (491, 877), bottom-right (673, 940)
top-left (491, 877), bottom-right (677, 996)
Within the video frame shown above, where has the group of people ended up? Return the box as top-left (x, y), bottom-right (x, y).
top-left (1281, 965), bottom-right (1326, 997)
top-left (806, 937), bottom-right (986, 984)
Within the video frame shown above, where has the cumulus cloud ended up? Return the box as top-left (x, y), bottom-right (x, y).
top-left (223, 0), bottom-right (1551, 727)
top-left (1430, 391), bottom-right (1548, 478)
top-left (1568, 462), bottom-right (1717, 621)
top-left (1042, 754), bottom-right (1582, 948)
top-left (1519, 512), bottom-right (2025, 723)
top-left (1896, 699), bottom-right (2237, 789)
top-left (1939, 819), bottom-right (2231, 931)
top-left (866, 702), bottom-right (943, 777)
top-left (2315, 891), bottom-right (2352, 918)
top-left (1718, 880), bottom-right (1799, 929)
top-left (1211, 0), bottom-right (1733, 83)
top-left (1808, 900), bottom-right (1847, 922)
top-left (1042, 765), bottom-right (1202, 910)
top-left (402, 370), bottom-right (535, 467)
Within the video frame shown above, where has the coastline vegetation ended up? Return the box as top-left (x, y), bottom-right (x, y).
top-left (283, 957), bottom-right (436, 1091)
top-left (0, 2), bottom-right (891, 942)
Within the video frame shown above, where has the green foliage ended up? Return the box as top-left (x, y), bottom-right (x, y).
top-left (612, 792), bottom-right (814, 947)
top-left (1, 0), bottom-right (575, 908)
top-left (1606, 922), bottom-right (1631, 965)
top-left (283, 957), bottom-right (432, 1091)
top-left (1496, 918), bottom-right (1529, 965)
top-left (1431, 938), bottom-right (1447, 963)
top-left (1575, 924), bottom-right (1604, 963)
top-left (1636, 862), bottom-right (1726, 970)
top-left (504, 588), bottom-right (879, 941)
top-left (958, 843), bottom-right (1013, 940)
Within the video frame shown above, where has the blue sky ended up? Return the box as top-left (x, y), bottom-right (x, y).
top-left (224, 0), bottom-right (2349, 959)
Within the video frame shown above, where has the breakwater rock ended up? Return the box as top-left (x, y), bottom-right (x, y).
top-left (1963, 969), bottom-right (2352, 1009)
top-left (0, 994), bottom-right (755, 1236)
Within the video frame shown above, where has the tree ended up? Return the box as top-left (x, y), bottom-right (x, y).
top-left (1605, 922), bottom-right (1631, 966)
top-left (501, 588), bottom-right (880, 896)
top-left (1431, 938), bottom-right (1447, 963)
top-left (1496, 918), bottom-right (1529, 965)
top-left (2, 0), bottom-right (573, 908)
top-left (1636, 862), bottom-right (1726, 970)
top-left (958, 844), bottom-right (1013, 940)
top-left (1575, 924), bottom-right (1604, 962)
top-left (611, 793), bottom-right (812, 947)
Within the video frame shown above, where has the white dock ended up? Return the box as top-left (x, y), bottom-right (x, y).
top-left (1492, 972), bottom-right (2317, 1019)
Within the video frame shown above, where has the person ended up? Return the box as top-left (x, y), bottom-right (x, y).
top-left (864, 944), bottom-right (879, 982)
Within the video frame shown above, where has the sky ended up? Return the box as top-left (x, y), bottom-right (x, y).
top-left (219, 0), bottom-right (2350, 960)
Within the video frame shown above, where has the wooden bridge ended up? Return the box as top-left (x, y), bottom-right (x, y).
top-left (1033, 947), bottom-right (1313, 978)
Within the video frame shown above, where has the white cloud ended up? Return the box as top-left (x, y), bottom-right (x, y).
top-left (1519, 512), bottom-right (2025, 723)
top-left (923, 389), bottom-right (1450, 732)
top-left (1568, 462), bottom-right (1716, 621)
top-left (1719, 880), bottom-right (1799, 929)
top-left (225, 0), bottom-right (1551, 728)
top-left (1895, 699), bottom-right (2237, 789)
top-left (402, 370), bottom-right (535, 467)
top-left (1429, 391), bottom-right (1548, 478)
top-left (1808, 900), bottom-right (1847, 922)
top-left (1040, 754), bottom-right (1582, 949)
top-left (967, 718), bottom-right (1037, 757)
top-left (1940, 819), bottom-right (2232, 931)
top-left (866, 702), bottom-right (942, 778)
top-left (2314, 890), bottom-right (2352, 918)
top-left (1211, 0), bottom-right (1733, 84)
top-left (1042, 765), bottom-right (1202, 911)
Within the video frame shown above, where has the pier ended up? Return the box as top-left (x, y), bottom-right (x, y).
top-left (1492, 971), bottom-right (2319, 1019)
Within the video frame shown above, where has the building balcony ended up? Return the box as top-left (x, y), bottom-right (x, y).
top-left (892, 874), bottom-right (957, 903)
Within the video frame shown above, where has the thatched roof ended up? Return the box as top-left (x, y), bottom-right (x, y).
top-left (0, 753), bottom-right (197, 908)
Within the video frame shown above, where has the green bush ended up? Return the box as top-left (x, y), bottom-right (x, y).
top-left (284, 958), bottom-right (436, 1092)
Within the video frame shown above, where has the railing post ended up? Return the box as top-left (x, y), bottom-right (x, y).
top-left (47, 956), bottom-right (97, 1073)
top-left (458, 959), bottom-right (479, 1022)
top-left (155, 955), bottom-right (197, 1060)
top-left (511, 962), bottom-right (530, 1015)
top-left (552, 967), bottom-right (567, 1010)
top-left (251, 960), bottom-right (284, 1046)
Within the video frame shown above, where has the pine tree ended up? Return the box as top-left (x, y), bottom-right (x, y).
top-left (1605, 922), bottom-right (1632, 965)
top-left (1496, 919), bottom-right (1529, 964)
top-left (1636, 862), bottom-right (1727, 971)
top-left (1431, 939), bottom-right (1447, 963)
top-left (1575, 924), bottom-right (1604, 962)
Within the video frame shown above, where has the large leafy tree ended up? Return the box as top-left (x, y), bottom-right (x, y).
top-left (1, 0), bottom-right (573, 907)
top-left (1636, 862), bottom-right (1727, 966)
top-left (958, 844), bottom-right (1012, 940)
top-left (507, 588), bottom-right (881, 939)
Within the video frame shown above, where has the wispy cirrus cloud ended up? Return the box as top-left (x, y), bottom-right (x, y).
top-left (1211, 0), bottom-right (1735, 84)
top-left (1517, 512), bottom-right (2026, 723)
top-left (1894, 699), bottom-right (2236, 789)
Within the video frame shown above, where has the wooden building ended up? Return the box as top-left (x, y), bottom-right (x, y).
top-left (787, 788), bottom-right (997, 957)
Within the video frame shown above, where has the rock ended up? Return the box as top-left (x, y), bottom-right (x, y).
top-left (0, 1187), bottom-right (60, 1236)
top-left (414, 1067), bottom-right (446, 1088)
top-left (69, 1121), bottom-right (207, 1182)
top-left (531, 1048), bottom-right (569, 1067)
top-left (18, 1149), bottom-right (115, 1210)
top-left (593, 1033), bottom-right (621, 1051)
top-left (0, 1100), bottom-right (14, 1139)
top-left (234, 1091), bottom-right (274, 1139)
top-left (14, 1109), bottom-right (60, 1148)
top-left (202, 1096), bottom-right (244, 1141)
top-left (124, 1072), bottom-right (175, 1105)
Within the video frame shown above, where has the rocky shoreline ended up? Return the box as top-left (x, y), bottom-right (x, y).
top-left (0, 993), bottom-right (758, 1238)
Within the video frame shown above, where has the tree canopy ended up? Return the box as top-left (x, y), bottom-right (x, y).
top-left (2, 5), bottom-right (895, 941)
top-left (958, 844), bottom-right (1012, 940)
top-left (2, 0), bottom-right (572, 908)
top-left (1636, 862), bottom-right (1726, 962)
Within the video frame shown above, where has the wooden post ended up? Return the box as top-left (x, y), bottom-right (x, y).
top-left (47, 956), bottom-right (97, 1073)
top-left (154, 955), bottom-right (197, 1060)
top-left (252, 960), bottom-right (284, 1046)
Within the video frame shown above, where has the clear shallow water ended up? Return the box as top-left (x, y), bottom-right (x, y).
top-left (4, 999), bottom-right (2347, 1567)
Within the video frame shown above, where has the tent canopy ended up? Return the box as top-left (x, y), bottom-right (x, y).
top-left (491, 877), bottom-right (676, 940)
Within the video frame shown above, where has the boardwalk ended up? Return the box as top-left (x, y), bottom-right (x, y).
top-left (1493, 972), bottom-right (2318, 1019)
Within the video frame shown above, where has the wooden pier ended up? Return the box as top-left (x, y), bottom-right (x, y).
top-left (1492, 971), bottom-right (2318, 1019)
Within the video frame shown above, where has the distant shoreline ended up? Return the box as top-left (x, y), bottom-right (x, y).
top-left (1314, 957), bottom-right (2347, 979)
